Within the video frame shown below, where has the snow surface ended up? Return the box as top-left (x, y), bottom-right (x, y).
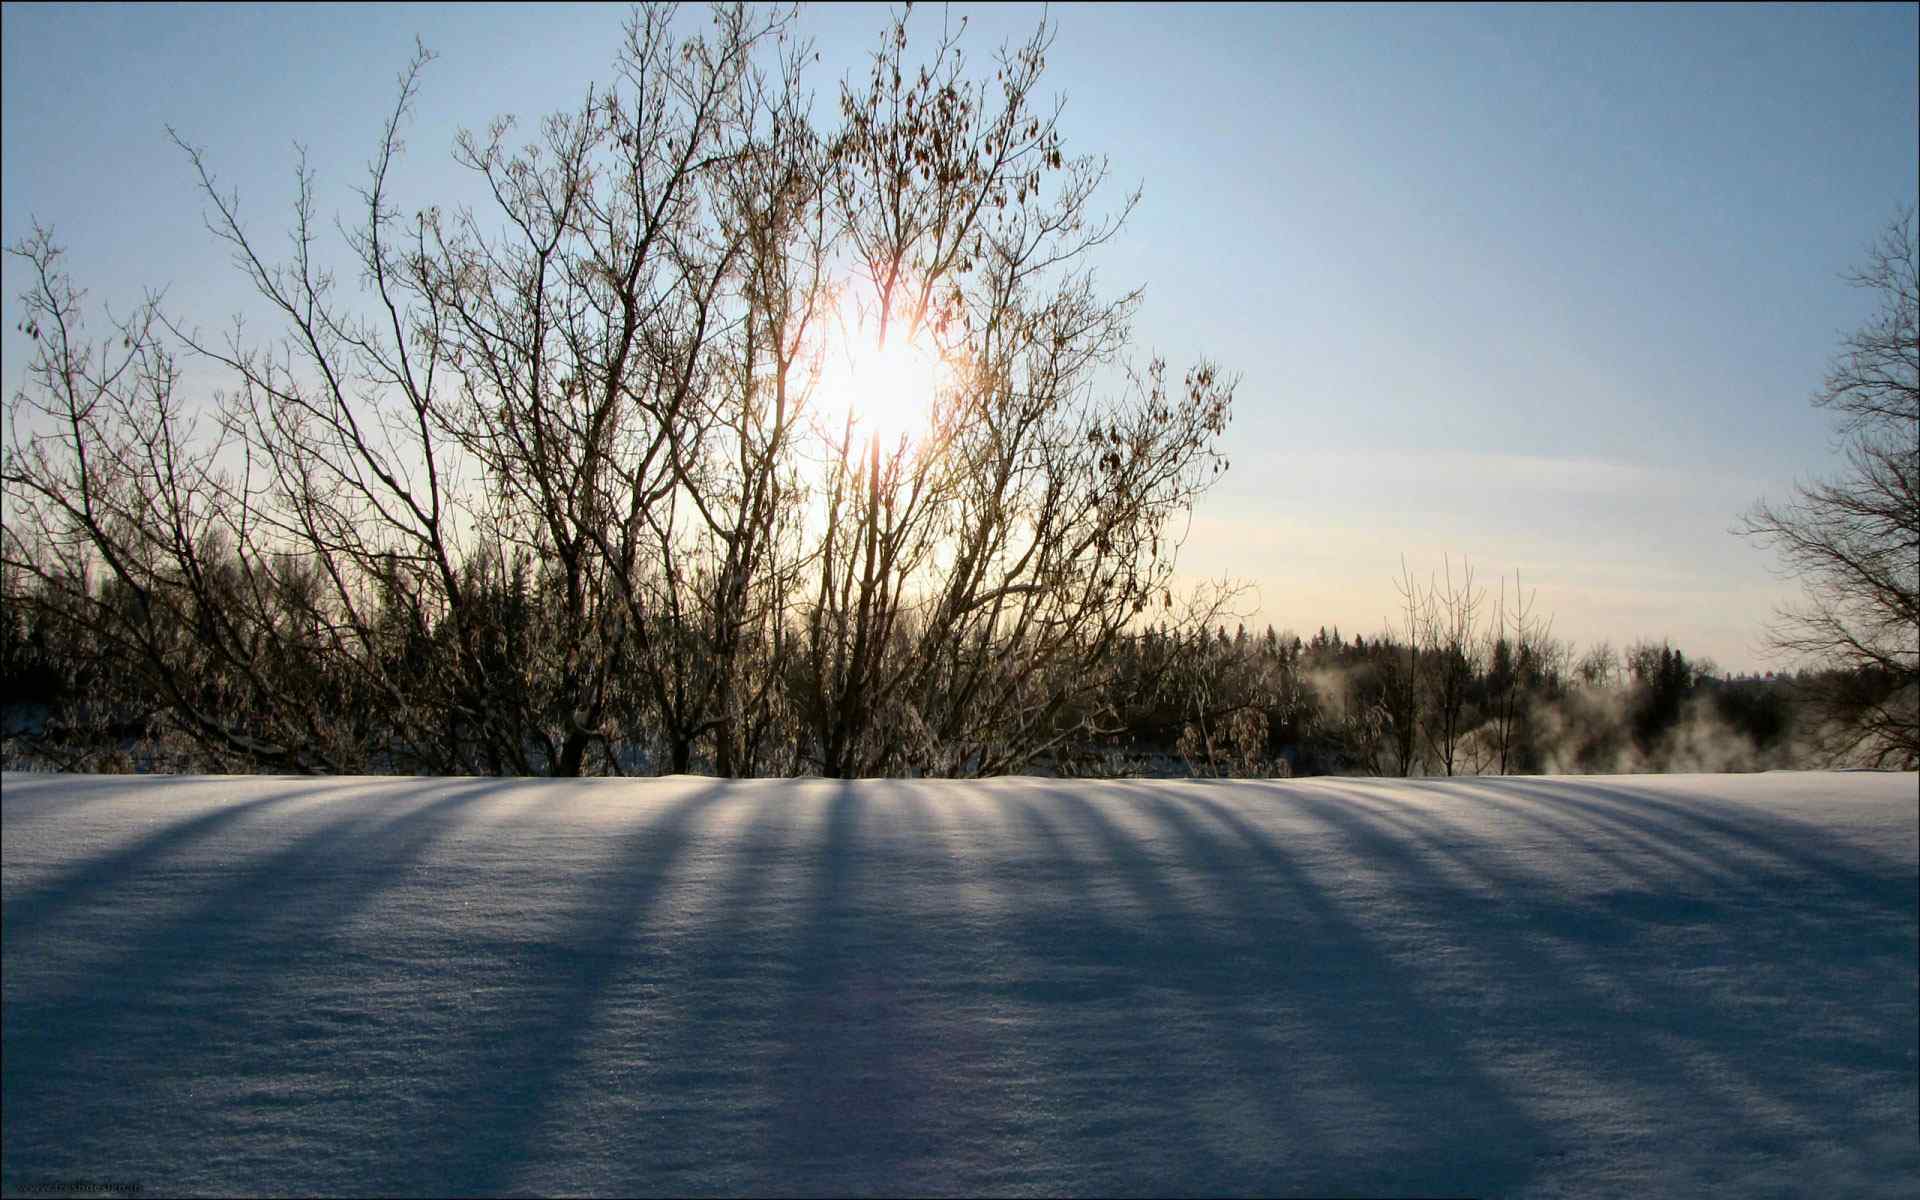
top-left (3, 770), bottom-right (1915, 1198)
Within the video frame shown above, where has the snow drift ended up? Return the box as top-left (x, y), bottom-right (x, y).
top-left (3, 771), bottom-right (1915, 1198)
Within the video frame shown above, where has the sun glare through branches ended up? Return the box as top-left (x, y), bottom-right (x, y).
top-left (811, 298), bottom-right (954, 455)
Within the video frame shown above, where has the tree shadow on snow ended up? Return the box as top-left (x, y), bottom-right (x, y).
top-left (4, 773), bottom-right (1914, 1198)
top-left (2, 777), bottom-right (511, 1194)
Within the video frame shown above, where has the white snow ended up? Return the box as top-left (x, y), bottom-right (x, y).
top-left (3, 770), bottom-right (1915, 1198)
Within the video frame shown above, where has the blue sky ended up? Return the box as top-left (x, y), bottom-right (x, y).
top-left (4, 2), bottom-right (1915, 671)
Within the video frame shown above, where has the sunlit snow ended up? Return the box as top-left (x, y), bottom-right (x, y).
top-left (3, 771), bottom-right (1915, 1197)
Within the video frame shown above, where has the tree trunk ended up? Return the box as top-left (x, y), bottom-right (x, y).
top-left (557, 729), bottom-right (590, 778)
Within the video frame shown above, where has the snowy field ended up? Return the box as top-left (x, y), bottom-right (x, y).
top-left (2, 771), bottom-right (1915, 1198)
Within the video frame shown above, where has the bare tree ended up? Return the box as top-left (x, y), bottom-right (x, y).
top-left (1575, 640), bottom-right (1621, 690)
top-left (1417, 555), bottom-right (1484, 777)
top-left (3, 231), bottom-right (357, 772)
top-left (1374, 557), bottom-right (1424, 776)
top-left (1740, 209), bottom-right (1919, 768)
top-left (5, 8), bottom-right (798, 775)
top-left (794, 11), bottom-right (1235, 778)
top-left (3, 4), bottom-right (1239, 779)
top-left (1485, 569), bottom-right (1551, 774)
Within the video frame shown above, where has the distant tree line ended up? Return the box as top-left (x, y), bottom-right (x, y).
top-left (0, 555), bottom-right (1870, 776)
top-left (1086, 611), bottom-right (1818, 780)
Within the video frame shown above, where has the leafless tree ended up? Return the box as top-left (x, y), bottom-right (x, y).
top-left (1374, 556), bottom-right (1424, 776)
top-left (4, 232), bottom-right (357, 772)
top-left (6, 8), bottom-right (799, 775)
top-left (1740, 209), bottom-right (1918, 768)
top-left (1485, 569), bottom-right (1551, 774)
top-left (1575, 640), bottom-right (1621, 690)
top-left (3, 4), bottom-right (1239, 779)
top-left (1417, 555), bottom-right (1484, 777)
top-left (793, 12), bottom-right (1235, 777)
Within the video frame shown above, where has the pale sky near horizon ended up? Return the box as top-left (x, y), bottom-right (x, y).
top-left (4, 2), bottom-right (1915, 673)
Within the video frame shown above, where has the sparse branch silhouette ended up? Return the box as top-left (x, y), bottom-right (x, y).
top-left (1740, 208), bottom-right (1919, 768)
top-left (1, 3), bottom-right (1236, 778)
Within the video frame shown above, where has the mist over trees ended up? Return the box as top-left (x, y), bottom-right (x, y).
top-left (1740, 209), bottom-right (1919, 769)
top-left (1093, 567), bottom-right (1808, 782)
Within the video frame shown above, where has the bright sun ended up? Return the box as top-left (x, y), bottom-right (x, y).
top-left (813, 303), bottom-right (951, 451)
